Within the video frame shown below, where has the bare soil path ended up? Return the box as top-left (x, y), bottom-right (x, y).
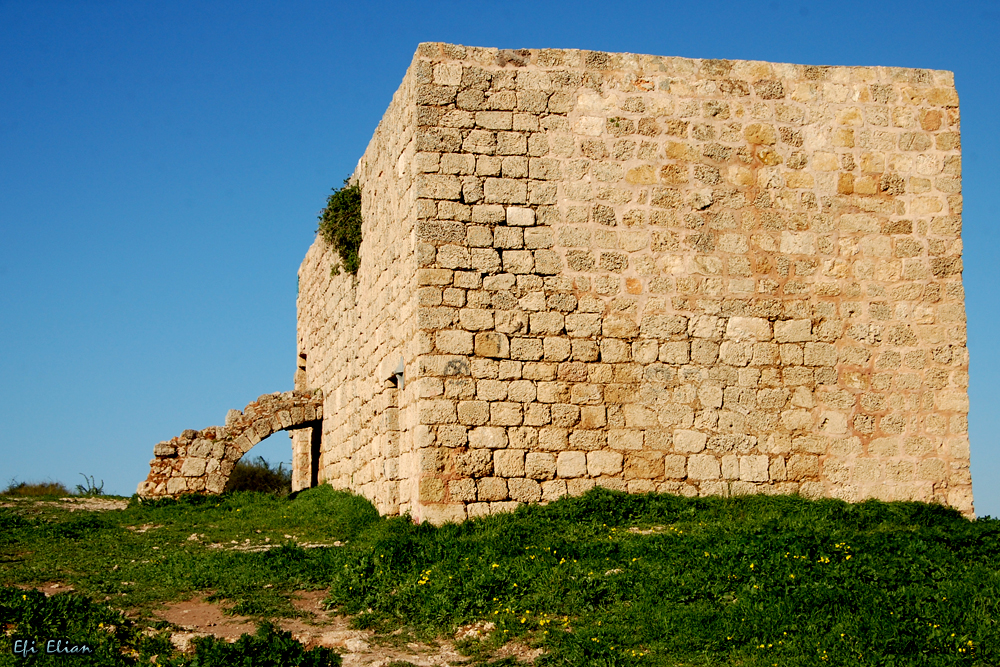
top-left (151, 591), bottom-right (540, 666)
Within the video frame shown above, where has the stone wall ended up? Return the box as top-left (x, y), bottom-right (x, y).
top-left (296, 43), bottom-right (972, 522)
top-left (294, 68), bottom-right (422, 515)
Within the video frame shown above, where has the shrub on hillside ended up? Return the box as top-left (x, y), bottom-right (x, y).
top-left (224, 457), bottom-right (291, 495)
top-left (2, 480), bottom-right (71, 497)
top-left (75, 474), bottom-right (105, 496)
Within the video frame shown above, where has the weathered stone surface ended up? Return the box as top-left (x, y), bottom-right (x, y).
top-left (286, 42), bottom-right (971, 523)
top-left (153, 443), bottom-right (177, 458)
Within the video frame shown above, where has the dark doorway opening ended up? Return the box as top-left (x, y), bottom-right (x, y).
top-left (309, 421), bottom-right (322, 488)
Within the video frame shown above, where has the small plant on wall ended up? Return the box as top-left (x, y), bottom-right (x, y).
top-left (318, 179), bottom-right (362, 275)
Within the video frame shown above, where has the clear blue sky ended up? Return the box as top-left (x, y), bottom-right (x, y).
top-left (2, 0), bottom-right (998, 513)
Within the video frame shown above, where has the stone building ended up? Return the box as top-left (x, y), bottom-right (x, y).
top-left (291, 43), bottom-right (971, 523)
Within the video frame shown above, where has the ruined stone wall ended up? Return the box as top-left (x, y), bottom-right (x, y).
top-left (298, 42), bottom-right (971, 523)
top-left (295, 68), bottom-right (421, 515)
top-left (139, 390), bottom-right (322, 497)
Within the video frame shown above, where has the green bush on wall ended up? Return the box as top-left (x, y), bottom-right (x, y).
top-left (318, 180), bottom-right (362, 275)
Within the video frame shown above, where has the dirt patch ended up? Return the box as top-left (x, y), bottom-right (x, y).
top-left (153, 596), bottom-right (258, 652)
top-left (495, 641), bottom-right (544, 663)
top-left (150, 591), bottom-right (542, 665)
top-left (16, 583), bottom-right (538, 664)
top-left (205, 539), bottom-right (344, 552)
top-left (125, 523), bottom-right (162, 533)
top-left (16, 582), bottom-right (76, 596)
top-left (155, 597), bottom-right (257, 640)
top-left (0, 497), bottom-right (128, 512)
top-left (59, 497), bottom-right (129, 511)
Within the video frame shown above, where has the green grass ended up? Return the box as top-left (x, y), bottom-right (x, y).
top-left (0, 588), bottom-right (339, 666)
top-left (0, 586), bottom-right (175, 666)
top-left (2, 486), bottom-right (999, 666)
top-left (1, 488), bottom-right (378, 619)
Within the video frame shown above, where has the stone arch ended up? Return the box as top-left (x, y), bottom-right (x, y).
top-left (137, 389), bottom-right (323, 498)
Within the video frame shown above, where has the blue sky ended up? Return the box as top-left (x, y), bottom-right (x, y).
top-left (2, 0), bottom-right (998, 513)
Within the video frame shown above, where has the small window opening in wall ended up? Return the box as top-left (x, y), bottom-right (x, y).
top-left (297, 352), bottom-right (307, 371)
top-left (387, 357), bottom-right (404, 390)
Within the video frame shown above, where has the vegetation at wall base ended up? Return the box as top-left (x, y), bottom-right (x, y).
top-left (318, 180), bottom-right (362, 275)
top-left (1, 486), bottom-right (998, 666)
top-left (321, 491), bottom-right (999, 666)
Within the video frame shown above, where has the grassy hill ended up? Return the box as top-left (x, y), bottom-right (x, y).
top-left (1, 486), bottom-right (998, 665)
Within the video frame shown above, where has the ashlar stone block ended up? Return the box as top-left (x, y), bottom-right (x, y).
top-left (449, 478), bottom-right (478, 502)
top-left (436, 330), bottom-right (474, 355)
top-left (688, 455), bottom-right (721, 480)
top-left (541, 479), bottom-right (567, 502)
top-left (477, 477), bottom-right (509, 501)
top-left (587, 450), bottom-right (624, 476)
top-left (740, 455), bottom-right (770, 482)
top-left (725, 317), bottom-right (772, 341)
top-left (674, 429), bottom-right (707, 453)
top-left (475, 332), bottom-right (510, 358)
top-left (456, 449), bottom-right (493, 476)
top-left (557, 451), bottom-right (588, 477)
top-left (469, 426), bottom-right (507, 449)
top-left (508, 478), bottom-right (542, 502)
top-left (494, 449), bottom-right (526, 477)
top-left (506, 207), bottom-right (536, 226)
top-left (624, 452), bottom-right (664, 479)
top-left (525, 452), bottom-right (557, 479)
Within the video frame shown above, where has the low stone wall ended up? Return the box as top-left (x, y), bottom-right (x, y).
top-left (138, 390), bottom-right (323, 497)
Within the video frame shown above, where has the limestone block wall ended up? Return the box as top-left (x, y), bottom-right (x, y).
top-left (297, 42), bottom-right (972, 522)
top-left (295, 68), bottom-right (422, 516)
